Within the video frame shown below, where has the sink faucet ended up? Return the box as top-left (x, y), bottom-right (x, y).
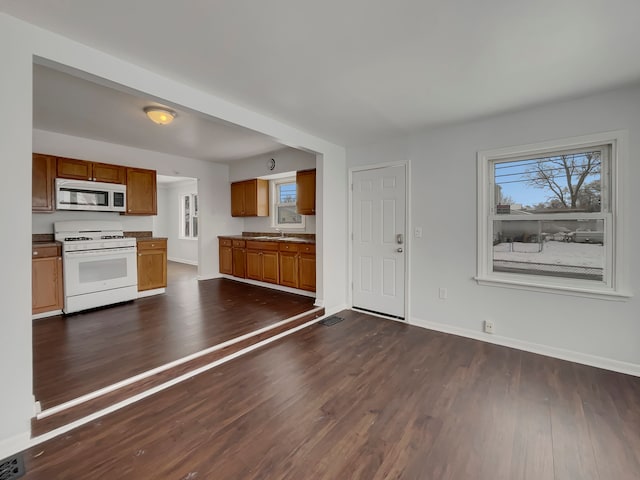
top-left (275, 228), bottom-right (285, 238)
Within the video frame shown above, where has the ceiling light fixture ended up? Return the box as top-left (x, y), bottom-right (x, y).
top-left (144, 106), bottom-right (176, 125)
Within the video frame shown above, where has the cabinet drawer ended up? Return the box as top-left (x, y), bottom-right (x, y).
top-left (299, 244), bottom-right (316, 254)
top-left (220, 238), bottom-right (232, 247)
top-left (32, 245), bottom-right (60, 258)
top-left (232, 239), bottom-right (246, 248)
top-left (246, 241), bottom-right (279, 251)
top-left (278, 243), bottom-right (300, 252)
top-left (137, 239), bottom-right (167, 251)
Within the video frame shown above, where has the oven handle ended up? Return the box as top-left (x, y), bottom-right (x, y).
top-left (64, 247), bottom-right (137, 258)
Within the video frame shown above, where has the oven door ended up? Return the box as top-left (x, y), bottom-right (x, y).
top-left (64, 248), bottom-right (138, 297)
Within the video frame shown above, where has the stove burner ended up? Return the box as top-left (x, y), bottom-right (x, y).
top-left (64, 236), bottom-right (92, 241)
top-left (101, 235), bottom-right (125, 239)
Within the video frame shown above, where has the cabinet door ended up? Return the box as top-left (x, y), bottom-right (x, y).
top-left (219, 245), bottom-right (233, 275)
top-left (232, 248), bottom-right (246, 278)
top-left (32, 256), bottom-right (63, 314)
top-left (243, 180), bottom-right (258, 216)
top-left (32, 153), bottom-right (56, 212)
top-left (137, 247), bottom-right (167, 291)
top-left (93, 162), bottom-right (126, 184)
top-left (299, 253), bottom-right (316, 291)
top-left (279, 251), bottom-right (299, 288)
top-left (262, 250), bottom-right (279, 284)
top-left (231, 182), bottom-right (245, 216)
top-left (57, 157), bottom-right (92, 180)
top-left (296, 169), bottom-right (316, 215)
top-left (126, 167), bottom-right (157, 215)
top-left (246, 250), bottom-right (262, 280)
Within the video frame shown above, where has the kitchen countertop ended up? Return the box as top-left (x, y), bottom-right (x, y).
top-left (136, 237), bottom-right (168, 243)
top-left (219, 235), bottom-right (315, 245)
top-left (32, 241), bottom-right (61, 247)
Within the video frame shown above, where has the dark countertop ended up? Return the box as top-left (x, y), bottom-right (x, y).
top-left (218, 235), bottom-right (315, 245)
top-left (136, 237), bottom-right (168, 242)
top-left (32, 241), bottom-right (61, 247)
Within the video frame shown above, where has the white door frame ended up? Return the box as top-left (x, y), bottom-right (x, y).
top-left (348, 161), bottom-right (411, 321)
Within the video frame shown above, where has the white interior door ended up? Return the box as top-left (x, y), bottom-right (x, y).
top-left (352, 165), bottom-right (406, 318)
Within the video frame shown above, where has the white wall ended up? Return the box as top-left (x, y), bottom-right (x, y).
top-left (229, 147), bottom-right (317, 234)
top-left (0, 13), bottom-right (346, 457)
top-left (162, 179), bottom-right (199, 265)
top-left (347, 83), bottom-right (640, 371)
top-left (154, 185), bottom-right (170, 237)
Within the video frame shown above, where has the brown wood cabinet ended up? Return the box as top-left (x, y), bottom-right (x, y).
top-left (126, 167), bottom-right (157, 215)
top-left (278, 244), bottom-right (299, 288)
top-left (230, 179), bottom-right (269, 217)
top-left (296, 169), bottom-right (316, 215)
top-left (219, 239), bottom-right (233, 275)
top-left (56, 156), bottom-right (126, 184)
top-left (298, 244), bottom-right (316, 292)
top-left (32, 244), bottom-right (63, 314)
top-left (137, 239), bottom-right (167, 291)
top-left (219, 237), bottom-right (315, 291)
top-left (32, 153), bottom-right (56, 212)
top-left (246, 241), bottom-right (279, 284)
top-left (232, 240), bottom-right (247, 278)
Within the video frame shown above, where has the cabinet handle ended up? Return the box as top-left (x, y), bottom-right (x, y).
top-left (33, 251), bottom-right (38, 256)
top-left (138, 254), bottom-right (142, 257)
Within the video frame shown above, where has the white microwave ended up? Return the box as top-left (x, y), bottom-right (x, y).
top-left (55, 178), bottom-right (127, 212)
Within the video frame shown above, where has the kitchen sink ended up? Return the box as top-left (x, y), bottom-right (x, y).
top-left (278, 237), bottom-right (307, 242)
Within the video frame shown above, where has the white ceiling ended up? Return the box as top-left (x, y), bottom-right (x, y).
top-left (33, 65), bottom-right (285, 163)
top-left (4, 1), bottom-right (640, 147)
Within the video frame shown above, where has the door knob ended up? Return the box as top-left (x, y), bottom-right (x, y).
top-left (396, 247), bottom-right (403, 253)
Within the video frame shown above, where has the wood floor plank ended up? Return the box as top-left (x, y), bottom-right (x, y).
top-left (21, 310), bottom-right (640, 479)
top-left (33, 263), bottom-right (315, 409)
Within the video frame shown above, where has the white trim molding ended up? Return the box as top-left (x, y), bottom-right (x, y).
top-left (411, 315), bottom-right (640, 378)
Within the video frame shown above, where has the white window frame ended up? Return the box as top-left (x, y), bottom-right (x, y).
top-left (476, 130), bottom-right (629, 300)
top-left (270, 178), bottom-right (305, 229)
top-left (179, 193), bottom-right (198, 240)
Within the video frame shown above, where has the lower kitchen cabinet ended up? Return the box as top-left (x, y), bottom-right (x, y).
top-left (280, 243), bottom-right (299, 288)
top-left (32, 244), bottom-right (63, 315)
top-left (232, 240), bottom-right (246, 278)
top-left (218, 237), bottom-right (315, 291)
top-left (298, 244), bottom-right (316, 292)
top-left (219, 239), bottom-right (233, 275)
top-left (246, 241), bottom-right (279, 284)
top-left (137, 238), bottom-right (167, 291)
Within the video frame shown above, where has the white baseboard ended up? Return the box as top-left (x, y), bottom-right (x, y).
top-left (219, 275), bottom-right (317, 298)
top-left (0, 431), bottom-right (30, 460)
top-left (411, 316), bottom-right (640, 378)
top-left (197, 273), bottom-right (222, 281)
top-left (32, 309), bottom-right (62, 320)
top-left (137, 288), bottom-right (165, 298)
top-left (324, 303), bottom-right (349, 317)
top-left (167, 257), bottom-right (198, 266)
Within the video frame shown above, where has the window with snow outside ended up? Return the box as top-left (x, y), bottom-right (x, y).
top-left (477, 132), bottom-right (627, 297)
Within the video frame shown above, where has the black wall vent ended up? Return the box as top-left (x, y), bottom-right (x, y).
top-left (319, 315), bottom-right (344, 326)
top-left (0, 454), bottom-right (25, 480)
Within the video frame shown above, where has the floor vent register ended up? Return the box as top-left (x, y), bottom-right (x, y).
top-left (319, 315), bottom-right (344, 326)
top-left (0, 454), bottom-right (25, 480)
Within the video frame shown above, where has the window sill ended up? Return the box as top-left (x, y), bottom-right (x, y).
top-left (178, 237), bottom-right (198, 241)
top-left (474, 276), bottom-right (632, 301)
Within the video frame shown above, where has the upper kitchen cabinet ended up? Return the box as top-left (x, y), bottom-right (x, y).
top-left (125, 167), bottom-right (157, 215)
top-left (57, 156), bottom-right (126, 184)
top-left (296, 169), bottom-right (316, 215)
top-left (230, 179), bottom-right (269, 217)
top-left (32, 153), bottom-right (56, 212)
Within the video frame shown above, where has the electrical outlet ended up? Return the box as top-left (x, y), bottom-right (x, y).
top-left (484, 320), bottom-right (495, 334)
top-left (438, 287), bottom-right (447, 299)
top-left (414, 227), bottom-right (423, 238)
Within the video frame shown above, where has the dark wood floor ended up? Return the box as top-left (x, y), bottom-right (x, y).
top-left (23, 310), bottom-right (640, 479)
top-left (33, 262), bottom-right (316, 409)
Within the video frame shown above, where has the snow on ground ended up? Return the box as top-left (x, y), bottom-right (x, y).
top-left (493, 240), bottom-right (604, 267)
